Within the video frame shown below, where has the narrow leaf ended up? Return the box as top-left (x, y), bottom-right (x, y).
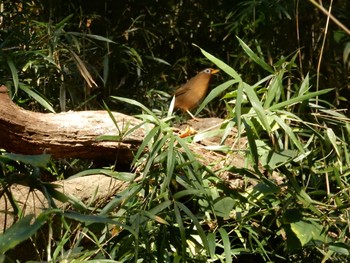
top-left (237, 36), bottom-right (274, 73)
top-left (269, 89), bottom-right (333, 111)
top-left (19, 84), bottom-right (55, 113)
top-left (195, 79), bottom-right (238, 115)
top-left (6, 56), bottom-right (19, 93)
top-left (0, 215), bottom-right (47, 253)
top-left (176, 201), bottom-right (210, 254)
top-left (194, 44), bottom-right (242, 81)
top-left (218, 228), bottom-right (232, 263)
top-left (244, 83), bottom-right (271, 132)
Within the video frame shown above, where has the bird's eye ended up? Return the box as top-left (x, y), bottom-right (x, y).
top-left (203, 68), bottom-right (211, 74)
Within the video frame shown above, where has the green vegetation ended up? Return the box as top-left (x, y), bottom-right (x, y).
top-left (1, 0), bottom-right (350, 262)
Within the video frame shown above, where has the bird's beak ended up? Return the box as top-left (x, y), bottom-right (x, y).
top-left (211, 69), bottom-right (220, 74)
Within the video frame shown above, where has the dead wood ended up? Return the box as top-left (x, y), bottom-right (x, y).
top-left (0, 85), bottom-right (146, 165)
top-left (0, 174), bottom-right (130, 231)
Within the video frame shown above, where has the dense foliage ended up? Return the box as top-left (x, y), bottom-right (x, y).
top-left (1, 0), bottom-right (350, 262)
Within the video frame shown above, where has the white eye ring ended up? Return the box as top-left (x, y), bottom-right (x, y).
top-left (203, 68), bottom-right (211, 74)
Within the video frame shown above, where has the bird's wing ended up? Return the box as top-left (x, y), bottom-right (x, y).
top-left (174, 85), bottom-right (192, 97)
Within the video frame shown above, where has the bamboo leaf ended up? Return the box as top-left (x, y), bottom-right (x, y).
top-left (195, 79), bottom-right (238, 115)
top-left (19, 84), bottom-right (56, 113)
top-left (219, 228), bottom-right (232, 263)
top-left (237, 36), bottom-right (274, 73)
top-left (176, 201), bottom-right (210, 254)
top-left (244, 83), bottom-right (271, 133)
top-left (194, 44), bottom-right (242, 81)
top-left (6, 55), bottom-right (19, 94)
top-left (269, 89), bottom-right (332, 111)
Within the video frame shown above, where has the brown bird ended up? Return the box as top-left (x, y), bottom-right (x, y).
top-left (174, 68), bottom-right (219, 118)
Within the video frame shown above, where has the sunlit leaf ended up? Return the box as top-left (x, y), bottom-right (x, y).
top-left (195, 79), bottom-right (238, 115)
top-left (19, 84), bottom-right (55, 113)
top-left (237, 36), bottom-right (274, 73)
top-left (290, 220), bottom-right (325, 246)
top-left (194, 44), bottom-right (242, 81)
top-left (244, 83), bottom-right (271, 133)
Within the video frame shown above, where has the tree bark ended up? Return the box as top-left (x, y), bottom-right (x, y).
top-left (0, 85), bottom-right (146, 165)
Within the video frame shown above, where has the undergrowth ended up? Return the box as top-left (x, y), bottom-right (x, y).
top-left (1, 39), bottom-right (350, 262)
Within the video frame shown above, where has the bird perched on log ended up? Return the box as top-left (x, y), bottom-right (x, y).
top-left (174, 68), bottom-right (219, 118)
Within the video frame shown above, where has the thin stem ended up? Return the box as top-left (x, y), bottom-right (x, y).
top-left (316, 0), bottom-right (333, 106)
top-left (308, 0), bottom-right (350, 35)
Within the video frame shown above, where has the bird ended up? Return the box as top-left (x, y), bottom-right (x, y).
top-left (174, 68), bottom-right (219, 119)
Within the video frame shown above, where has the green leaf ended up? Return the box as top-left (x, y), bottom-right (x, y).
top-left (111, 96), bottom-right (158, 121)
top-left (272, 115), bottom-right (305, 153)
top-left (173, 189), bottom-right (203, 199)
top-left (194, 44), bottom-right (242, 81)
top-left (193, 128), bottom-right (223, 144)
top-left (207, 232), bottom-right (216, 259)
top-left (244, 119), bottom-right (259, 167)
top-left (195, 79), bottom-right (238, 115)
top-left (165, 135), bottom-right (175, 189)
top-left (0, 255), bottom-right (15, 263)
top-left (290, 220), bottom-right (325, 246)
top-left (343, 42), bottom-right (350, 65)
top-left (131, 125), bottom-right (159, 167)
top-left (218, 228), bottom-right (232, 263)
top-left (269, 88), bottom-right (332, 111)
top-left (267, 149), bottom-right (298, 169)
top-left (145, 55), bottom-right (171, 65)
top-left (3, 153), bottom-right (51, 168)
top-left (55, 14), bottom-right (73, 29)
top-left (326, 128), bottom-right (341, 158)
top-left (176, 201), bottom-right (210, 254)
top-left (244, 83), bottom-right (271, 133)
top-left (264, 71), bottom-right (284, 108)
top-left (214, 197), bottom-right (235, 219)
top-left (69, 169), bottom-right (136, 182)
top-left (0, 214), bottom-right (47, 253)
top-left (236, 36), bottom-right (274, 73)
top-left (63, 211), bottom-right (136, 236)
top-left (174, 202), bottom-right (187, 259)
top-left (298, 73), bottom-right (310, 96)
top-left (141, 201), bottom-right (172, 225)
top-left (68, 32), bottom-right (116, 43)
top-left (19, 84), bottom-right (55, 113)
top-left (328, 243), bottom-right (349, 255)
top-left (100, 184), bottom-right (141, 215)
top-left (6, 55), bottom-right (19, 94)
top-left (235, 81), bottom-right (244, 133)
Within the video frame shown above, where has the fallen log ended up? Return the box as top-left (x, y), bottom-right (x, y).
top-left (0, 85), bottom-right (146, 165)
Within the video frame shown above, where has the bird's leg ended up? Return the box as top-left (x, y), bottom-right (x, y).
top-left (186, 110), bottom-right (199, 121)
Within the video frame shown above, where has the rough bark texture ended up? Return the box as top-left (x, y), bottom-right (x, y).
top-left (0, 85), bottom-right (146, 165)
top-left (0, 174), bottom-right (131, 230)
